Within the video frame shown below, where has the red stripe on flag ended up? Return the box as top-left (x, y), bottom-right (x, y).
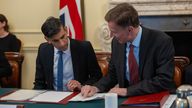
top-left (60, 0), bottom-right (67, 9)
top-left (60, 0), bottom-right (84, 40)
top-left (69, 28), bottom-right (72, 37)
top-left (66, 0), bottom-right (84, 40)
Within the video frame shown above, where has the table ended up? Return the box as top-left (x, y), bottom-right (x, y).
top-left (0, 88), bottom-right (168, 108)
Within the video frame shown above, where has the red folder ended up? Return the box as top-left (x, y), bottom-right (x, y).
top-left (59, 92), bottom-right (79, 104)
top-left (121, 91), bottom-right (169, 107)
top-left (27, 92), bottom-right (79, 104)
top-left (0, 90), bottom-right (79, 105)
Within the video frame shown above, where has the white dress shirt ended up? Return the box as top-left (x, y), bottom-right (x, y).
top-left (53, 38), bottom-right (74, 91)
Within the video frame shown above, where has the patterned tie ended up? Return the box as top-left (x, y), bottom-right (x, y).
top-left (57, 51), bottom-right (63, 91)
top-left (128, 44), bottom-right (139, 85)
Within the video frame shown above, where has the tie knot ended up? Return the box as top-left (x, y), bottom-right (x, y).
top-left (129, 44), bottom-right (134, 49)
top-left (58, 51), bottom-right (63, 55)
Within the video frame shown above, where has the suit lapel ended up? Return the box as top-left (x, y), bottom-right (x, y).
top-left (46, 44), bottom-right (54, 86)
top-left (70, 39), bottom-right (78, 79)
top-left (117, 42), bottom-right (126, 87)
top-left (139, 27), bottom-right (150, 78)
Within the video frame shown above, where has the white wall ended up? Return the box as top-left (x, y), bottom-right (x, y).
top-left (0, 0), bottom-right (109, 89)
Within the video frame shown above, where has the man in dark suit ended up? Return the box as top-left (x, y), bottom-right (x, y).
top-left (81, 3), bottom-right (175, 97)
top-left (34, 17), bottom-right (102, 91)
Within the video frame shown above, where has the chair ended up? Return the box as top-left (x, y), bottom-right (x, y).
top-left (96, 52), bottom-right (190, 87)
top-left (1, 52), bottom-right (24, 88)
top-left (96, 52), bottom-right (111, 76)
top-left (174, 56), bottom-right (190, 87)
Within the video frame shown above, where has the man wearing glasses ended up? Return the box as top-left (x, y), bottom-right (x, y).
top-left (34, 17), bottom-right (102, 91)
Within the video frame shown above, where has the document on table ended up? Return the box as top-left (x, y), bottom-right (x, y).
top-left (0, 104), bottom-right (17, 108)
top-left (187, 95), bottom-right (192, 107)
top-left (0, 104), bottom-right (24, 108)
top-left (0, 89), bottom-right (107, 103)
top-left (70, 93), bottom-right (106, 101)
top-left (0, 89), bottom-right (46, 101)
top-left (30, 91), bottom-right (72, 103)
top-left (161, 94), bottom-right (177, 108)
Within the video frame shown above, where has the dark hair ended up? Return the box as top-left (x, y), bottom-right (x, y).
top-left (41, 16), bottom-right (63, 38)
top-left (105, 3), bottom-right (139, 28)
top-left (0, 14), bottom-right (9, 32)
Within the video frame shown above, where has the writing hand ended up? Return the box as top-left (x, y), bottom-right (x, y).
top-left (81, 85), bottom-right (99, 98)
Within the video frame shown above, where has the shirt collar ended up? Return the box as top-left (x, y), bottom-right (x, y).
top-left (127, 26), bottom-right (142, 48)
top-left (54, 38), bottom-right (71, 55)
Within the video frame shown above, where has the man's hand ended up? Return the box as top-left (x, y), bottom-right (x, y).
top-left (109, 87), bottom-right (127, 96)
top-left (81, 85), bottom-right (99, 97)
top-left (67, 80), bottom-right (81, 91)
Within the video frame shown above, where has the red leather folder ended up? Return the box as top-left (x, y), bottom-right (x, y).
top-left (0, 90), bottom-right (79, 105)
top-left (27, 92), bottom-right (79, 104)
top-left (58, 92), bottom-right (79, 104)
top-left (121, 91), bottom-right (169, 107)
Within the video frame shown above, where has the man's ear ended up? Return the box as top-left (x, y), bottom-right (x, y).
top-left (126, 26), bottom-right (134, 32)
top-left (63, 26), bottom-right (68, 35)
top-left (44, 36), bottom-right (51, 44)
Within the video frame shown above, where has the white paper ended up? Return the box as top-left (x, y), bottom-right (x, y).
top-left (162, 94), bottom-right (177, 108)
top-left (0, 89), bottom-right (46, 101)
top-left (70, 93), bottom-right (105, 101)
top-left (30, 91), bottom-right (72, 103)
top-left (0, 104), bottom-right (17, 108)
top-left (187, 95), bottom-right (192, 108)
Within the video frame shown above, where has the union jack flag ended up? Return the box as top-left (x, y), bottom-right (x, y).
top-left (60, 0), bottom-right (84, 40)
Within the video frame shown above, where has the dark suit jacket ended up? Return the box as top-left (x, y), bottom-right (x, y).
top-left (0, 50), bottom-right (12, 78)
top-left (95, 27), bottom-right (175, 96)
top-left (34, 39), bottom-right (102, 90)
top-left (184, 64), bottom-right (192, 85)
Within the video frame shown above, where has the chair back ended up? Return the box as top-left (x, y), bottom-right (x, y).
top-left (1, 52), bottom-right (24, 88)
